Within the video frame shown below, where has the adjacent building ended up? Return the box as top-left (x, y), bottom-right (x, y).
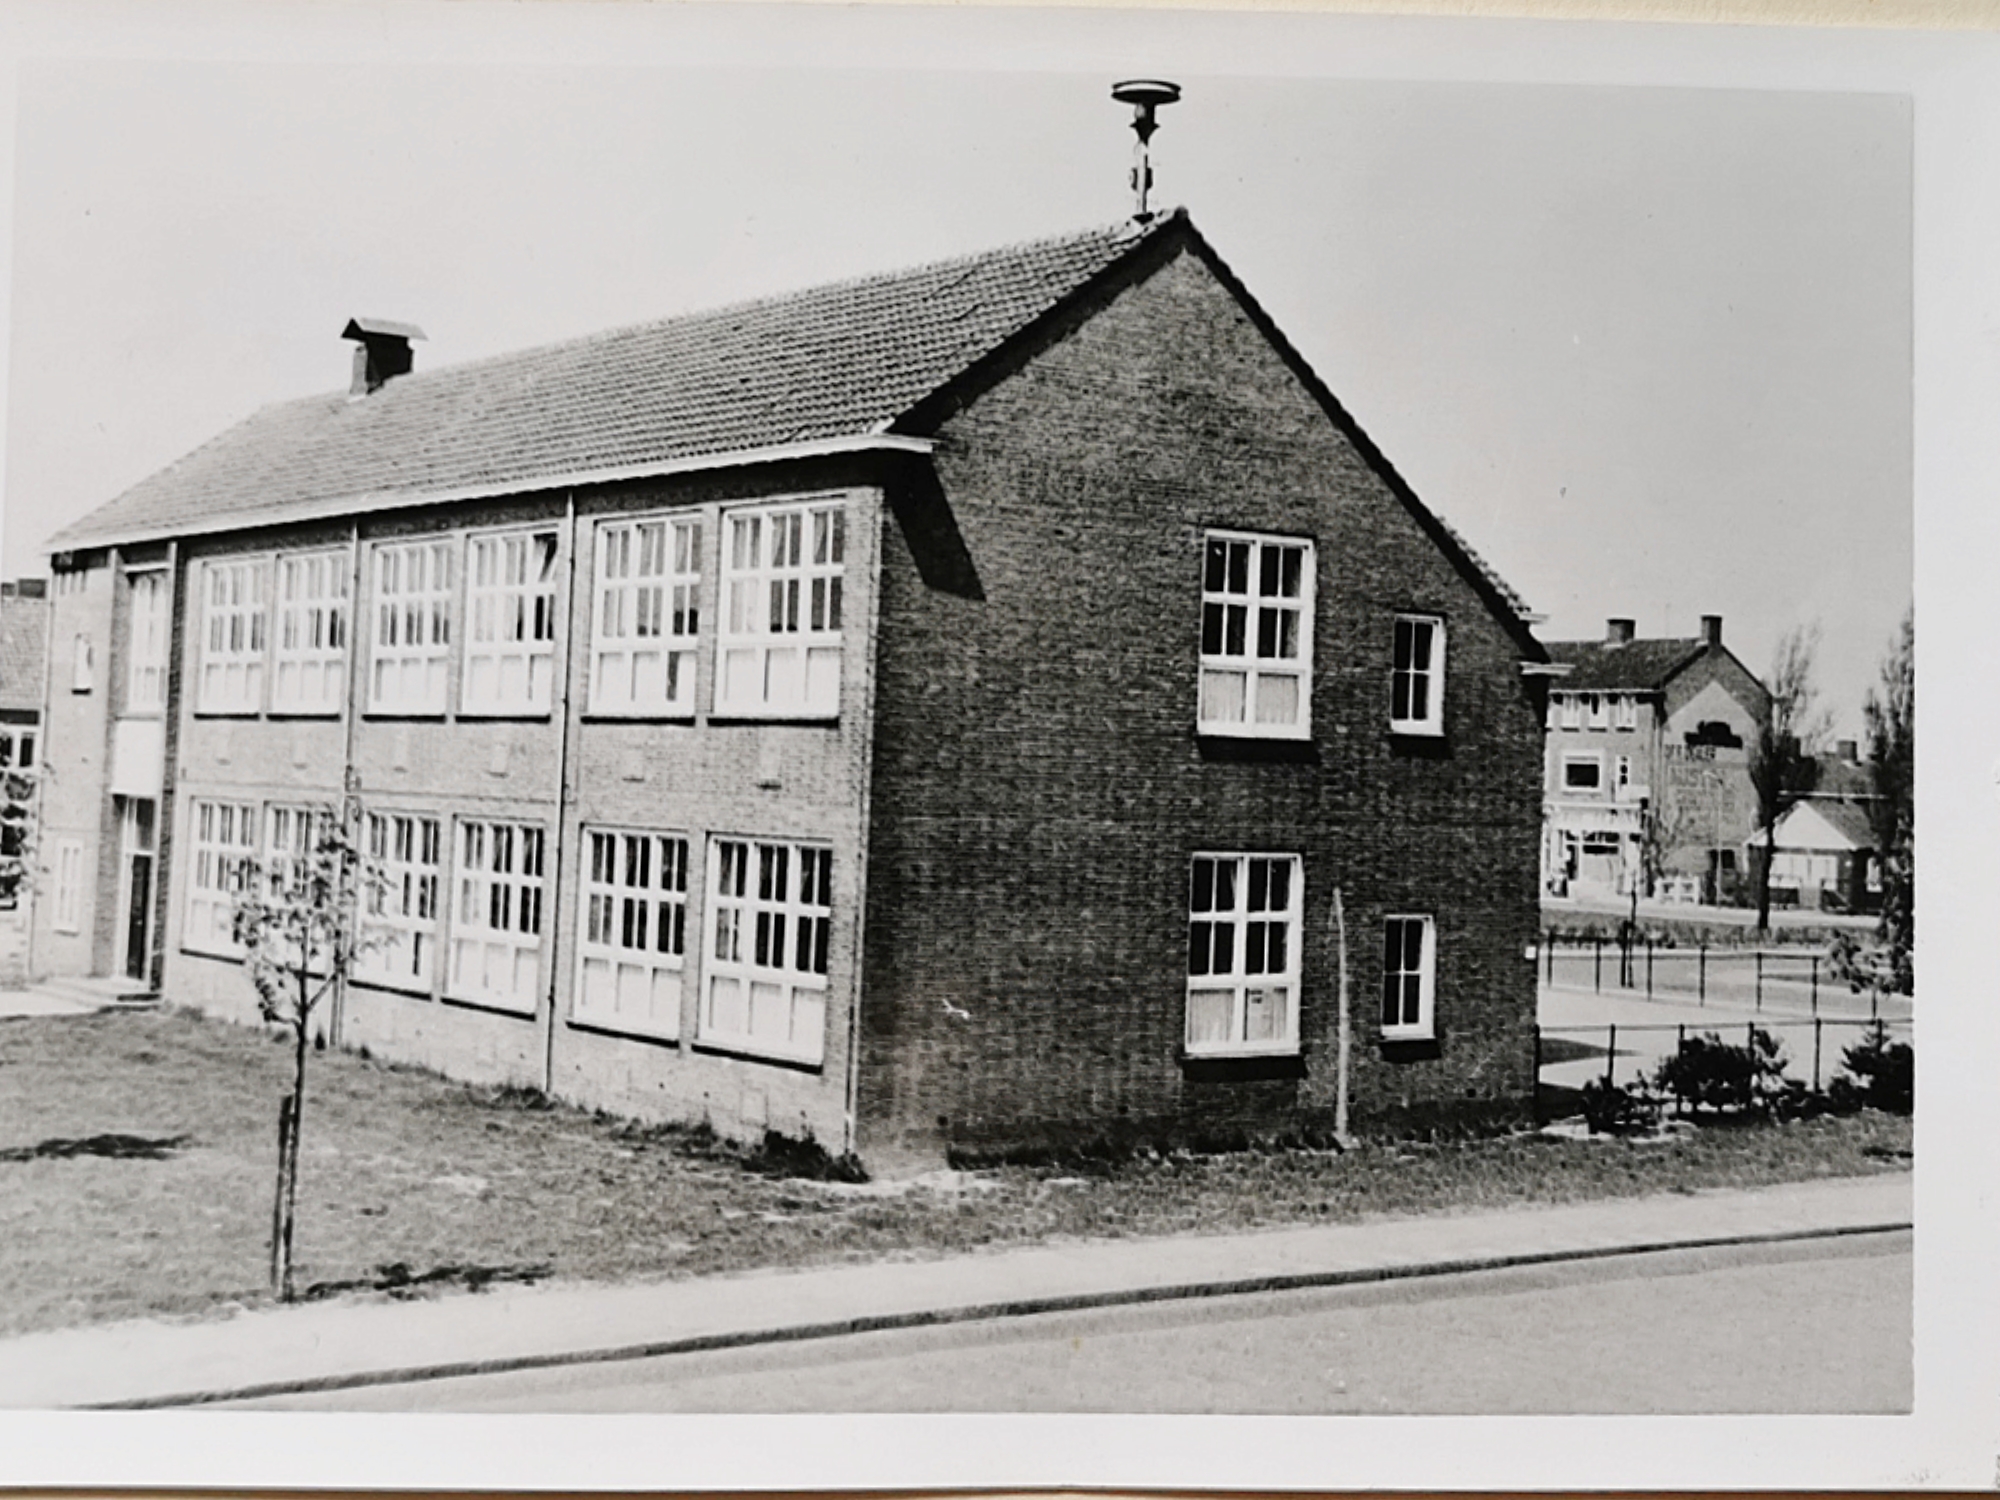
top-left (1755, 740), bottom-right (1882, 913)
top-left (1541, 616), bottom-right (1770, 905)
top-left (34, 210), bottom-right (1550, 1166)
top-left (0, 579), bottom-right (48, 984)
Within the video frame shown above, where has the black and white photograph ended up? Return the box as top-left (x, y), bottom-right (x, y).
top-left (0, 0), bottom-right (1988, 1491)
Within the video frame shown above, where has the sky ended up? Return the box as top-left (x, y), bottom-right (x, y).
top-left (3, 60), bottom-right (1909, 733)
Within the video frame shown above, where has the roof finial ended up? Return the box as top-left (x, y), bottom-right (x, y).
top-left (1111, 79), bottom-right (1181, 225)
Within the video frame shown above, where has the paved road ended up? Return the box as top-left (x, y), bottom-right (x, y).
top-left (232, 1230), bottom-right (1910, 1415)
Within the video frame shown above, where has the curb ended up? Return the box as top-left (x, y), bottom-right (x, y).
top-left (93, 1217), bottom-right (1912, 1411)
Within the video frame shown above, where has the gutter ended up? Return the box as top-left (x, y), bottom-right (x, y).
top-left (45, 435), bottom-right (939, 556)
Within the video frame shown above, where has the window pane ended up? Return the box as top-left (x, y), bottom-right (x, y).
top-left (1254, 672), bottom-right (1299, 725)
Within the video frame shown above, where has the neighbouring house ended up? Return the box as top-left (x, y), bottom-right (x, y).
top-left (1540, 616), bottom-right (1770, 906)
top-left (0, 579), bottom-right (48, 984)
top-left (33, 210), bottom-right (1550, 1166)
top-left (1751, 739), bottom-right (1882, 913)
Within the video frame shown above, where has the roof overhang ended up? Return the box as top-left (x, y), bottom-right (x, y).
top-left (1520, 661), bottom-right (1574, 677)
top-left (45, 433), bottom-right (937, 554)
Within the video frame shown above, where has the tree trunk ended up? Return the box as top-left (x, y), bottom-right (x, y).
top-left (1754, 819), bottom-right (1776, 934)
top-left (274, 971), bottom-right (311, 1302)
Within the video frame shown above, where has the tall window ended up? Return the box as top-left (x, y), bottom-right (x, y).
top-left (126, 569), bottom-right (170, 713)
top-left (1585, 692), bottom-right (1609, 730)
top-left (702, 838), bottom-right (831, 1063)
top-left (591, 517), bottom-right (700, 716)
top-left (1558, 694), bottom-right (1581, 730)
top-left (271, 552), bottom-right (350, 714)
top-left (71, 633), bottom-right (94, 694)
top-left (52, 838), bottom-right (84, 933)
top-left (1614, 694), bottom-right (1638, 730)
top-left (359, 812), bottom-right (441, 990)
top-left (1198, 532), bottom-right (1313, 738)
top-left (449, 819), bottom-right (545, 1013)
top-left (1381, 915), bottom-right (1436, 1040)
top-left (1390, 615), bottom-right (1445, 735)
top-left (371, 540), bottom-right (453, 715)
top-left (463, 531), bottom-right (558, 715)
top-left (716, 500), bottom-right (844, 718)
top-left (185, 800), bottom-right (258, 954)
top-left (1185, 853), bottom-right (1302, 1055)
top-left (576, 829), bottom-right (689, 1039)
top-left (198, 559), bottom-right (268, 713)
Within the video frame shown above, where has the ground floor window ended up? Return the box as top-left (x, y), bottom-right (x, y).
top-left (449, 819), bottom-right (545, 1013)
top-left (359, 812), bottom-right (442, 991)
top-left (185, 800), bottom-right (258, 955)
top-left (1185, 852), bottom-right (1302, 1056)
top-left (701, 837), bottom-right (830, 1064)
top-left (576, 829), bottom-right (689, 1040)
top-left (1381, 914), bottom-right (1436, 1040)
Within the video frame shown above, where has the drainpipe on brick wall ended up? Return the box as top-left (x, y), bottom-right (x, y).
top-left (329, 523), bottom-right (364, 1050)
top-left (1333, 885), bottom-right (1353, 1146)
top-left (542, 491), bottom-right (581, 1097)
top-left (24, 562), bottom-right (57, 986)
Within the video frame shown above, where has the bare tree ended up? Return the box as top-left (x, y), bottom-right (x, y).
top-left (1863, 608), bottom-right (1913, 992)
top-left (1748, 624), bottom-right (1831, 933)
top-left (231, 795), bottom-right (381, 1301)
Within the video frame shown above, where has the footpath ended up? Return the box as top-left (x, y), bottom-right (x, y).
top-left (0, 1171), bottom-right (1910, 1410)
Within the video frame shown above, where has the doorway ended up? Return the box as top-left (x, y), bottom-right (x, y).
top-left (116, 797), bottom-right (157, 984)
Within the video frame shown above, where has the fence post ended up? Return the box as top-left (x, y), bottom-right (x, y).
top-left (1813, 1017), bottom-right (1823, 1094)
top-left (1871, 986), bottom-right (1880, 1022)
top-left (1605, 1023), bottom-right (1617, 1089)
top-left (1533, 1026), bottom-right (1542, 1117)
top-left (1645, 938), bottom-right (1654, 1000)
top-left (1546, 935), bottom-right (1555, 986)
top-left (1755, 951), bottom-right (1763, 1012)
top-left (1594, 938), bottom-right (1602, 994)
top-left (1699, 943), bottom-right (1706, 1005)
top-left (1811, 955), bottom-right (1819, 1016)
top-left (1675, 1023), bottom-right (1686, 1117)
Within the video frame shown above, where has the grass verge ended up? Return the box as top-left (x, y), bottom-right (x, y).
top-left (0, 1005), bottom-right (1911, 1339)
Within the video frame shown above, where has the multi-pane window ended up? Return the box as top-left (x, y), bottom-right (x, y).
top-left (1185, 853), bottom-right (1302, 1055)
top-left (703, 838), bottom-right (832, 1063)
top-left (1390, 615), bottom-right (1445, 735)
top-left (1198, 532), bottom-right (1313, 738)
top-left (576, 830), bottom-right (690, 1039)
top-left (52, 838), bottom-right (84, 932)
top-left (358, 812), bottom-right (441, 990)
top-left (591, 518), bottom-right (701, 716)
top-left (370, 540), bottom-right (454, 715)
top-left (716, 501), bottom-right (845, 718)
top-left (263, 805), bottom-right (325, 894)
top-left (185, 800), bottom-right (258, 954)
top-left (1614, 694), bottom-right (1638, 730)
top-left (126, 569), bottom-right (170, 713)
top-left (449, 819), bottom-right (546, 1013)
top-left (1381, 915), bottom-right (1436, 1040)
top-left (198, 559), bottom-right (268, 713)
top-left (272, 551), bottom-right (350, 714)
top-left (463, 531), bottom-right (559, 715)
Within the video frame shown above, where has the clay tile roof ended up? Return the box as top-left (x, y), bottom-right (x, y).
top-left (1542, 636), bottom-right (1706, 692)
top-left (48, 216), bottom-right (1163, 552)
top-left (0, 592), bottom-right (48, 714)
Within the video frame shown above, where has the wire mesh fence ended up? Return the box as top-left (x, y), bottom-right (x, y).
top-left (1537, 1013), bottom-right (1913, 1101)
top-left (1540, 931), bottom-right (1912, 1024)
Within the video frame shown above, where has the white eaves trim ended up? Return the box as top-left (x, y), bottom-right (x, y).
top-left (45, 433), bottom-right (938, 555)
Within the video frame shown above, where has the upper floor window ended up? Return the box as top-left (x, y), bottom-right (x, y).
top-left (717, 501), bottom-right (845, 718)
top-left (577, 828), bottom-right (689, 1040)
top-left (449, 818), bottom-right (546, 1013)
top-left (126, 569), bottom-right (170, 713)
top-left (358, 811), bottom-right (441, 991)
top-left (1390, 615), bottom-right (1445, 736)
top-left (1186, 852), bottom-right (1301, 1056)
top-left (1557, 694), bottom-right (1581, 730)
top-left (272, 552), bottom-right (350, 715)
top-left (463, 531), bottom-right (558, 716)
top-left (370, 540), bottom-right (454, 716)
top-left (198, 559), bottom-right (267, 714)
top-left (1381, 914), bottom-right (1436, 1041)
top-left (591, 517), bottom-right (701, 717)
top-left (702, 837), bottom-right (831, 1064)
top-left (1585, 692), bottom-right (1608, 730)
top-left (1562, 753), bottom-right (1603, 791)
top-left (1198, 532), bottom-right (1313, 739)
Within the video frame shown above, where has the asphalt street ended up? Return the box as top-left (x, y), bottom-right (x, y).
top-left (231, 1228), bottom-right (1910, 1415)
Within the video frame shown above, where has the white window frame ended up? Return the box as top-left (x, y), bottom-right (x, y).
top-left (184, 799), bottom-right (258, 956)
top-left (271, 551), bottom-right (350, 715)
top-left (52, 837), bottom-right (84, 933)
top-left (448, 818), bottom-right (546, 1014)
top-left (70, 633), bottom-right (94, 694)
top-left (716, 499), bottom-right (846, 719)
top-left (1381, 914), bottom-right (1436, 1041)
top-left (1585, 692), bottom-right (1609, 730)
top-left (1389, 614), bottom-right (1445, 736)
top-left (590, 516), bottom-right (701, 717)
top-left (1197, 531), bottom-right (1314, 740)
top-left (701, 837), bottom-right (832, 1064)
top-left (197, 558), bottom-right (268, 714)
top-left (369, 539), bottom-right (455, 716)
top-left (1614, 694), bottom-right (1639, 730)
top-left (1558, 693), bottom-right (1581, 730)
top-left (1185, 852), bottom-right (1303, 1057)
top-left (462, 530), bottom-right (559, 716)
top-left (357, 811), bottom-right (442, 992)
top-left (576, 828), bottom-right (690, 1040)
top-left (1562, 752), bottom-right (1604, 792)
top-left (0, 730), bottom-right (36, 771)
top-left (126, 568), bottom-right (170, 713)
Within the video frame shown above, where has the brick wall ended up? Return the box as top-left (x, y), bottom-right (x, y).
top-left (857, 245), bottom-right (1544, 1159)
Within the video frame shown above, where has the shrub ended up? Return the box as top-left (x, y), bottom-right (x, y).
top-left (1578, 1076), bottom-right (1662, 1136)
top-left (1654, 1028), bottom-right (1793, 1117)
top-left (1831, 1021), bottom-right (1914, 1115)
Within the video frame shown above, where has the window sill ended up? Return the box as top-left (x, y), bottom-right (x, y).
top-left (351, 974), bottom-right (435, 999)
top-left (267, 710), bottom-right (344, 721)
top-left (706, 713), bottom-right (841, 728)
top-left (1380, 1027), bottom-right (1436, 1045)
top-left (1388, 722), bottom-right (1444, 738)
top-left (1195, 722), bottom-right (1311, 743)
top-left (581, 712), bottom-right (698, 725)
top-left (455, 710), bottom-right (555, 723)
top-left (362, 710), bottom-right (450, 722)
top-left (1181, 1042), bottom-right (1301, 1062)
top-left (690, 1034), bottom-right (825, 1073)
top-left (191, 708), bottom-right (262, 720)
top-left (441, 990), bottom-right (538, 1020)
top-left (567, 1015), bottom-right (682, 1048)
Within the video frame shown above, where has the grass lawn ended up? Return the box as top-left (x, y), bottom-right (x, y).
top-left (0, 1006), bottom-right (1912, 1339)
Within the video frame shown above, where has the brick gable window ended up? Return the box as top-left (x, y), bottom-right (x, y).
top-left (590, 517), bottom-right (700, 717)
top-left (449, 818), bottom-right (545, 1014)
top-left (197, 559), bottom-right (267, 714)
top-left (185, 799), bottom-right (258, 955)
top-left (1390, 615), bottom-right (1445, 736)
top-left (1197, 532), bottom-right (1313, 739)
top-left (701, 837), bottom-right (831, 1064)
top-left (126, 568), bottom-right (170, 714)
top-left (576, 829), bottom-right (689, 1040)
top-left (272, 551), bottom-right (350, 715)
top-left (716, 500), bottom-right (844, 719)
top-left (463, 530), bottom-right (559, 716)
top-left (1185, 852), bottom-right (1302, 1056)
top-left (370, 540), bottom-right (454, 715)
top-left (1381, 914), bottom-right (1436, 1040)
top-left (359, 812), bottom-right (441, 992)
